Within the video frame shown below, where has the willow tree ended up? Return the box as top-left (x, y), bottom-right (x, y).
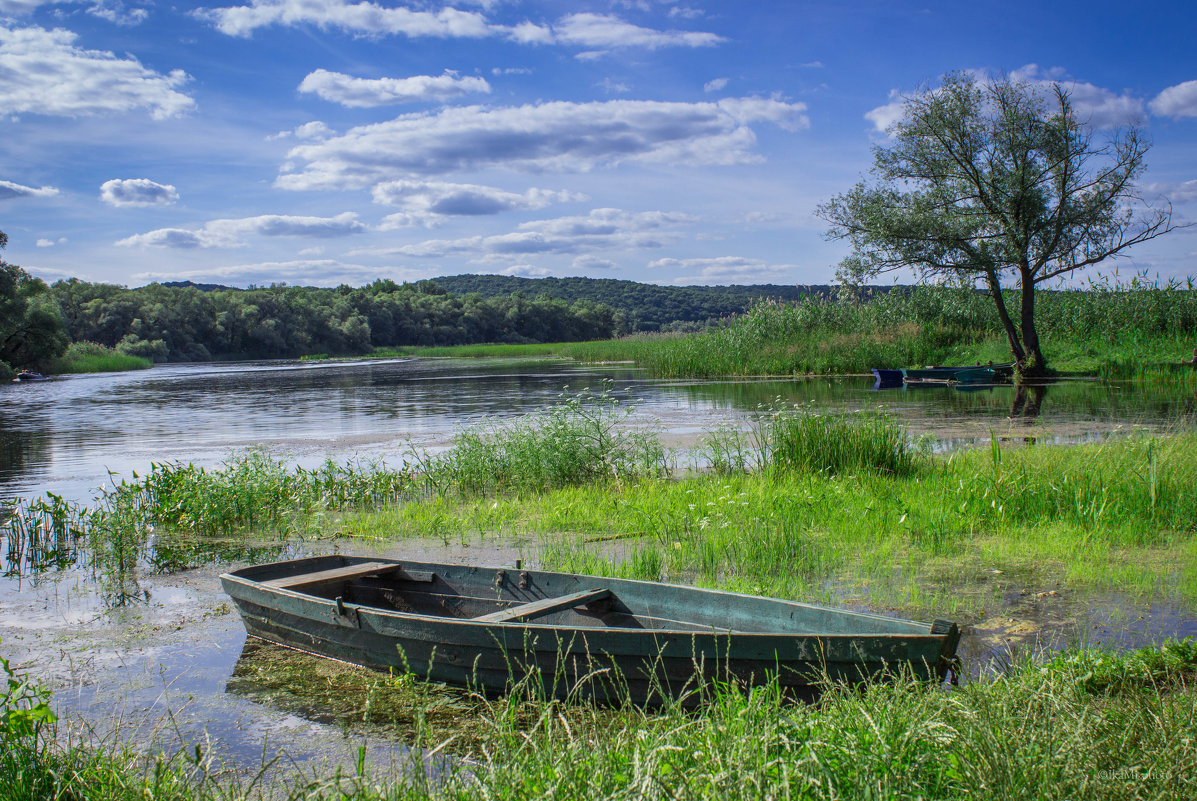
top-left (818, 73), bottom-right (1175, 375)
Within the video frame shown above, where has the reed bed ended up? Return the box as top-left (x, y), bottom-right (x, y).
top-left (549, 281), bottom-right (1197, 378)
top-left (417, 388), bottom-right (669, 494)
top-left (46, 341), bottom-right (152, 374)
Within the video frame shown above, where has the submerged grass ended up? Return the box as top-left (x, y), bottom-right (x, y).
top-left (4, 635), bottom-right (1197, 800)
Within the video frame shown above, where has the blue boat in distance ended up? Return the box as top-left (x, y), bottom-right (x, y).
top-left (903, 363), bottom-right (1013, 385)
top-left (870, 368), bottom-right (904, 389)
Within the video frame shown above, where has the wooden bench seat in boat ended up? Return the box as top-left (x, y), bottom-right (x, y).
top-left (263, 561), bottom-right (431, 590)
top-left (473, 588), bottom-right (611, 624)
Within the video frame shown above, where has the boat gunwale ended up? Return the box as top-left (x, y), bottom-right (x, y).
top-left (220, 556), bottom-right (940, 640)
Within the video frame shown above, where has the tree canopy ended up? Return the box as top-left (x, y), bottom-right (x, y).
top-left (818, 73), bottom-right (1175, 373)
top-left (48, 279), bottom-right (625, 361)
top-left (0, 231), bottom-right (69, 375)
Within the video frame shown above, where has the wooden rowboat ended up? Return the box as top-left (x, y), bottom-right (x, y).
top-left (221, 555), bottom-right (960, 703)
top-left (903, 363), bottom-right (1013, 385)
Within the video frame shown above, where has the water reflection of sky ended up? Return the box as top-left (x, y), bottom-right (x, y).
top-left (1, 357), bottom-right (1194, 503)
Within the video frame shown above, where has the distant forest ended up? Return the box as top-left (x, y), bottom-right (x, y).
top-left (429, 275), bottom-right (838, 331)
top-left (2, 272), bottom-right (876, 367)
top-left (47, 278), bottom-right (622, 362)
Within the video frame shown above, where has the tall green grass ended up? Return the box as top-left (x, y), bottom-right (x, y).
top-left (46, 341), bottom-right (152, 374)
top-left (557, 281), bottom-right (1197, 378)
top-left (348, 429), bottom-right (1197, 611)
top-left (417, 388), bottom-right (669, 494)
top-left (767, 406), bottom-right (920, 476)
top-left (4, 636), bottom-right (1196, 800)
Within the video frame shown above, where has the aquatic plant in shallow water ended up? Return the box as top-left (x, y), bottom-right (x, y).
top-left (418, 385), bottom-right (670, 494)
top-left (767, 405), bottom-right (921, 477)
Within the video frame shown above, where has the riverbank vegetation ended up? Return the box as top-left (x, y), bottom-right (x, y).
top-left (0, 230), bottom-right (69, 377)
top-left (3, 633), bottom-right (1196, 800)
top-left (512, 279), bottom-right (1196, 379)
top-left (6, 222), bottom-right (1195, 380)
top-left (45, 341), bottom-right (152, 374)
top-left (428, 273), bottom-right (821, 331)
top-left (7, 397), bottom-right (1195, 616)
top-left (49, 278), bottom-right (623, 362)
top-left (5, 397), bottom-right (1197, 798)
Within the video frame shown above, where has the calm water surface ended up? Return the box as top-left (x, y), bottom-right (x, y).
top-left (3, 356), bottom-right (1194, 503)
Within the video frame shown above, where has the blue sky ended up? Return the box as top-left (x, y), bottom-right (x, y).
top-left (1, 0), bottom-right (1195, 288)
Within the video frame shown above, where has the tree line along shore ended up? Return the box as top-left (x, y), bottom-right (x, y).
top-left (3, 267), bottom-right (1196, 381)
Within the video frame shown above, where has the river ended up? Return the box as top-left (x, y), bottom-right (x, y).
top-left (3, 357), bottom-right (1194, 503)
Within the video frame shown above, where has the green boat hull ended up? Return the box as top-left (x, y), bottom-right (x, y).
top-left (903, 363), bottom-right (1013, 385)
top-left (221, 556), bottom-right (960, 703)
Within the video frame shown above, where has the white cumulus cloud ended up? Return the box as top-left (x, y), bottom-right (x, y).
top-left (299, 69), bottom-right (490, 107)
top-left (1011, 65), bottom-right (1143, 128)
top-left (195, 1), bottom-right (723, 53)
top-left (553, 12), bottom-right (722, 51)
top-left (197, 0), bottom-right (496, 38)
top-left (100, 178), bottom-right (179, 207)
top-left (269, 120), bottom-right (335, 141)
top-left (0, 178), bottom-right (59, 200)
top-left (359, 208), bottom-right (694, 260)
top-left (117, 212), bottom-right (367, 248)
top-left (277, 98), bottom-right (809, 191)
top-left (498, 264), bottom-right (553, 277)
top-left (87, 1), bottom-right (150, 25)
top-left (572, 255), bottom-right (616, 270)
top-left (1150, 80), bottom-right (1197, 119)
top-left (867, 66), bottom-right (1145, 133)
top-left (1144, 179), bottom-right (1197, 204)
top-left (372, 179), bottom-right (584, 227)
top-left (0, 24), bottom-right (193, 119)
top-left (648, 256), bottom-right (797, 284)
top-left (0, 0), bottom-right (147, 23)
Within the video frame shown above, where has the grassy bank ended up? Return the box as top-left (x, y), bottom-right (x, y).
top-left (375, 283), bottom-right (1197, 380)
top-left (342, 426), bottom-right (1197, 617)
top-left (4, 635), bottom-right (1197, 800)
top-left (46, 341), bottom-right (153, 374)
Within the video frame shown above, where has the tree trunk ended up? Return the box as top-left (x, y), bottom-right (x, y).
top-left (984, 271), bottom-right (1026, 367)
top-left (1019, 272), bottom-right (1046, 375)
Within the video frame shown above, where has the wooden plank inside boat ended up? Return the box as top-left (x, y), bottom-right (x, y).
top-left (473, 588), bottom-right (611, 623)
top-left (263, 560), bottom-right (407, 589)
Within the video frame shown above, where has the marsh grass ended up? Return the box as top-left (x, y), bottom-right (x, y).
top-left (47, 341), bottom-right (152, 374)
top-left (767, 405), bottom-right (920, 476)
top-left (540, 281), bottom-right (1197, 379)
top-left (416, 386), bottom-right (670, 494)
top-left (344, 430), bottom-right (1197, 615)
top-left (4, 636), bottom-right (1197, 800)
